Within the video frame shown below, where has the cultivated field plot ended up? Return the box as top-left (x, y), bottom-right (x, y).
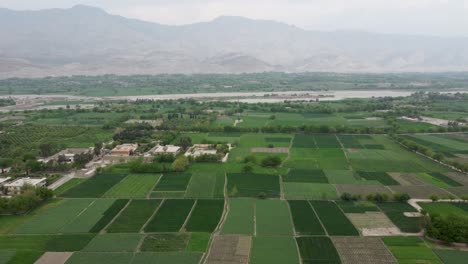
top-left (153, 173), bottom-right (191, 191)
top-left (434, 249), bottom-right (468, 264)
top-left (251, 147), bottom-right (289, 153)
top-left (35, 252), bottom-right (73, 264)
top-left (283, 182), bottom-right (338, 200)
top-left (296, 236), bottom-right (342, 264)
top-left (144, 199), bottom-right (195, 232)
top-left (61, 199), bottom-right (116, 233)
top-left (227, 173), bottom-right (280, 198)
top-left (346, 212), bottom-right (399, 236)
top-left (383, 237), bottom-right (442, 264)
top-left (332, 237), bottom-right (396, 264)
top-left (288, 200), bottom-right (325, 235)
top-left (309, 201), bottom-right (359, 236)
top-left (335, 184), bottom-right (392, 197)
top-left (221, 199), bottom-right (255, 235)
top-left (83, 233), bottom-right (143, 252)
top-left (140, 233), bottom-right (190, 252)
top-left (185, 199), bottom-right (224, 232)
top-left (356, 171), bottom-right (399, 185)
top-left (283, 169), bottom-right (328, 183)
top-left (250, 236), bottom-right (300, 264)
top-left (255, 199), bottom-right (294, 236)
top-left (107, 199), bottom-right (161, 233)
top-left (418, 202), bottom-right (468, 217)
top-left (336, 201), bottom-right (380, 213)
top-left (185, 172), bottom-right (225, 199)
top-left (377, 203), bottom-right (422, 233)
top-left (130, 252), bottom-right (203, 264)
top-left (206, 235), bottom-right (251, 264)
top-left (387, 172), bottom-right (427, 186)
top-left (388, 185), bottom-right (450, 199)
top-left (239, 133), bottom-right (292, 148)
top-left (103, 174), bottom-right (160, 198)
top-left (60, 173), bottom-right (127, 198)
top-left (15, 199), bottom-right (97, 234)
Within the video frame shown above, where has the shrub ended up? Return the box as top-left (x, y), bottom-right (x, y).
top-left (426, 214), bottom-right (468, 243)
top-left (242, 163), bottom-right (254, 173)
top-left (366, 193), bottom-right (375, 201)
top-left (430, 194), bottom-right (439, 202)
top-left (261, 156), bottom-right (282, 167)
top-left (243, 155), bottom-right (257, 164)
top-left (393, 193), bottom-right (410, 202)
top-left (172, 156), bottom-right (189, 172)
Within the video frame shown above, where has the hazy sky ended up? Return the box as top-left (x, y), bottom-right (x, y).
top-left (1, 0), bottom-right (468, 36)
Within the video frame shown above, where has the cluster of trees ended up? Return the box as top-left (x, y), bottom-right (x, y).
top-left (113, 123), bottom-right (154, 142)
top-left (0, 185), bottom-right (53, 215)
top-left (0, 98), bottom-right (15, 107)
top-left (128, 158), bottom-right (172, 173)
top-left (394, 136), bottom-right (468, 173)
top-left (424, 213), bottom-right (468, 244)
top-left (340, 192), bottom-right (410, 203)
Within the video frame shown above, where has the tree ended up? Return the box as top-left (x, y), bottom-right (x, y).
top-left (172, 156), bottom-right (189, 172)
top-left (430, 194), bottom-right (439, 202)
top-left (178, 136), bottom-right (193, 150)
top-left (261, 156), bottom-right (282, 167)
top-left (242, 163), bottom-right (254, 173)
top-left (94, 142), bottom-right (103, 156)
top-left (39, 143), bottom-right (54, 157)
top-left (0, 158), bottom-right (12, 173)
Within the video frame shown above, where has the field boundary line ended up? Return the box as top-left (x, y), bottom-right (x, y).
top-left (279, 174), bottom-right (285, 200)
top-left (333, 200), bottom-right (361, 236)
top-left (335, 134), bottom-right (353, 171)
top-left (100, 199), bottom-right (131, 234)
top-left (140, 198), bottom-right (165, 233)
top-left (180, 199), bottom-right (197, 232)
top-left (147, 173), bottom-right (163, 199)
top-left (253, 202), bottom-right (257, 237)
top-left (213, 195), bottom-right (229, 234)
top-left (285, 200), bottom-right (297, 237)
top-left (184, 172), bottom-right (196, 199)
top-left (307, 200), bottom-right (328, 236)
top-left (57, 199), bottom-right (95, 233)
top-left (135, 232), bottom-right (146, 253)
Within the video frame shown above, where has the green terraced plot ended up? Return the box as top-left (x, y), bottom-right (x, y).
top-left (309, 201), bottom-right (359, 236)
top-left (250, 236), bottom-right (300, 264)
top-left (383, 237), bottom-right (442, 264)
top-left (89, 199), bottom-right (128, 233)
top-left (418, 202), bottom-right (468, 217)
top-left (357, 171), bottom-right (400, 185)
top-left (378, 203), bottom-right (421, 233)
top-left (140, 233), bottom-right (190, 252)
top-left (296, 236), bottom-right (341, 264)
top-left (185, 172), bottom-right (225, 199)
top-left (283, 183), bottom-right (338, 200)
top-left (15, 199), bottom-right (94, 234)
top-left (283, 169), bottom-right (328, 183)
top-left (65, 252), bottom-right (133, 264)
top-left (108, 199), bottom-right (161, 233)
top-left (61, 199), bottom-right (115, 233)
top-left (434, 249), bottom-right (468, 264)
top-left (187, 233), bottom-right (211, 252)
top-left (288, 200), bottom-right (325, 235)
top-left (131, 252), bottom-right (203, 264)
top-left (255, 200), bottom-right (294, 236)
top-left (227, 173), bottom-right (280, 198)
top-left (83, 234), bottom-right (142, 252)
top-left (104, 174), bottom-right (161, 198)
top-left (221, 199), bottom-right (255, 235)
top-left (417, 172), bottom-right (462, 188)
top-left (144, 199), bottom-right (194, 232)
top-left (185, 200), bottom-right (224, 232)
top-left (153, 173), bottom-right (191, 191)
top-left (61, 173), bottom-right (127, 198)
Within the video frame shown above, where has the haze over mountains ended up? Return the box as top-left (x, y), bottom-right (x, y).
top-left (1, 5), bottom-right (468, 78)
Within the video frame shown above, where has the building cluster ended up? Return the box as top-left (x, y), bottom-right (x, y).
top-left (0, 177), bottom-right (46, 196)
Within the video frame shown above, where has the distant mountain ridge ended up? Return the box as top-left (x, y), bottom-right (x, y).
top-left (0, 5), bottom-right (468, 78)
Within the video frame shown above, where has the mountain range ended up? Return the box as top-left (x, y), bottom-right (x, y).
top-left (1, 5), bottom-right (468, 78)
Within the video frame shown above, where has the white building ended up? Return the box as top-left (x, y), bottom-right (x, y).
top-left (153, 145), bottom-right (181, 155)
top-left (38, 148), bottom-right (93, 164)
top-left (4, 177), bottom-right (46, 195)
top-left (185, 144), bottom-right (218, 157)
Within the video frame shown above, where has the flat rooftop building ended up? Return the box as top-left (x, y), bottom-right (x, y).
top-left (111, 144), bottom-right (138, 156)
top-left (4, 177), bottom-right (46, 195)
top-left (153, 145), bottom-right (181, 155)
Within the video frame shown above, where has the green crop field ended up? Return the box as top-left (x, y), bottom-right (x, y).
top-left (83, 234), bottom-right (143, 252)
top-left (250, 236), bottom-right (300, 264)
top-left (283, 169), bottom-right (328, 183)
top-left (221, 198), bottom-right (255, 235)
top-left (288, 200), bottom-right (325, 235)
top-left (255, 199), bottom-right (294, 236)
top-left (283, 183), bottom-right (338, 200)
top-left (131, 252), bottom-right (203, 264)
top-left (107, 199), bottom-right (161, 233)
top-left (434, 249), bottom-right (468, 264)
top-left (144, 199), bottom-right (195, 232)
top-left (227, 173), bottom-right (280, 198)
top-left (140, 233), bottom-right (190, 252)
top-left (61, 173), bottom-right (127, 198)
top-left (65, 252), bottom-right (133, 264)
top-left (418, 202), bottom-right (468, 217)
top-left (61, 199), bottom-right (116, 233)
top-left (383, 237), bottom-right (442, 264)
top-left (296, 236), bottom-right (341, 264)
top-left (103, 174), bottom-right (161, 198)
top-left (153, 173), bottom-right (192, 191)
top-left (185, 172), bottom-right (225, 198)
top-left (89, 199), bottom-right (128, 233)
top-left (185, 200), bottom-right (224, 232)
top-left (377, 203), bottom-right (421, 233)
top-left (309, 201), bottom-right (359, 236)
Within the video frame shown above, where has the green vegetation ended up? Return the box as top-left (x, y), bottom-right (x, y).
top-left (255, 200), bottom-right (294, 236)
top-left (309, 201), bottom-right (359, 236)
top-left (221, 198), bottom-right (255, 235)
top-left (250, 236), bottom-right (300, 264)
top-left (144, 199), bottom-right (194, 232)
top-left (140, 233), bottom-right (190, 252)
top-left (83, 234), bottom-right (142, 252)
top-left (378, 203), bottom-right (422, 233)
top-left (61, 173), bottom-right (127, 198)
top-left (288, 200), bottom-right (325, 235)
top-left (296, 236), bottom-right (341, 264)
top-left (107, 199), bottom-right (160, 233)
top-left (227, 173), bottom-right (280, 198)
top-left (383, 237), bottom-right (442, 264)
top-left (185, 200), bottom-right (224, 232)
top-left (103, 174), bottom-right (161, 198)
